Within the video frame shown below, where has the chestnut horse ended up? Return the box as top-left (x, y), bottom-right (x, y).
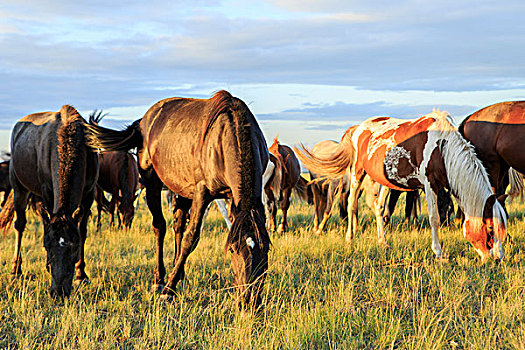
top-left (307, 140), bottom-right (349, 235)
top-left (459, 101), bottom-right (525, 198)
top-left (0, 105), bottom-right (98, 296)
top-left (297, 111), bottom-right (507, 261)
top-left (95, 151), bottom-right (139, 230)
top-left (265, 137), bottom-right (311, 233)
top-left (87, 91), bottom-right (270, 306)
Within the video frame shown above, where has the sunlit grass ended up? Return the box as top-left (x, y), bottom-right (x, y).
top-left (0, 193), bottom-right (525, 348)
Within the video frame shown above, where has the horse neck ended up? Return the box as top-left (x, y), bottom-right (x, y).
top-left (440, 130), bottom-right (493, 218)
top-left (229, 107), bottom-right (263, 213)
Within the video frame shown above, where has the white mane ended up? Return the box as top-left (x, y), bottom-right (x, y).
top-left (428, 110), bottom-right (506, 233)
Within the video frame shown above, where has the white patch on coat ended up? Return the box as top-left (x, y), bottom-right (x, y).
top-left (246, 237), bottom-right (255, 249)
top-left (384, 146), bottom-right (419, 186)
top-left (59, 237), bottom-right (66, 247)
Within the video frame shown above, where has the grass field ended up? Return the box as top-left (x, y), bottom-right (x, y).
top-left (0, 193), bottom-right (525, 349)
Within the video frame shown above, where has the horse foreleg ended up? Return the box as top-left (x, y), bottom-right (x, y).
top-left (345, 171), bottom-right (365, 244)
top-left (277, 189), bottom-right (291, 233)
top-left (109, 195), bottom-right (117, 227)
top-left (75, 189), bottom-right (94, 283)
top-left (405, 191), bottom-right (418, 225)
top-left (425, 184), bottom-right (444, 258)
top-left (386, 189), bottom-right (402, 225)
top-left (374, 185), bottom-right (390, 246)
top-left (162, 181), bottom-right (210, 299)
top-left (215, 199), bottom-right (232, 230)
top-left (95, 188), bottom-right (103, 229)
top-left (172, 196), bottom-right (191, 267)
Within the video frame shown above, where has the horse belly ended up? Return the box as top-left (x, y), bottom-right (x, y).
top-left (497, 124), bottom-right (525, 174)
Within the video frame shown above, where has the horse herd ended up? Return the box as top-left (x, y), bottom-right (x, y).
top-left (0, 91), bottom-right (523, 309)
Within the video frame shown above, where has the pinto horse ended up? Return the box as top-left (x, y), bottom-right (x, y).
top-left (265, 137), bottom-right (311, 233)
top-left (95, 151), bottom-right (139, 230)
top-left (304, 137), bottom-right (420, 235)
top-left (0, 105), bottom-right (98, 296)
top-left (87, 90), bottom-right (270, 306)
top-left (459, 101), bottom-right (525, 198)
top-left (296, 111), bottom-right (507, 261)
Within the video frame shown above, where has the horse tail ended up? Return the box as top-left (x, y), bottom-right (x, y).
top-left (86, 118), bottom-right (143, 152)
top-left (293, 175), bottom-right (313, 204)
top-left (508, 167), bottom-right (524, 198)
top-left (294, 135), bottom-right (354, 179)
top-left (0, 191), bottom-right (15, 236)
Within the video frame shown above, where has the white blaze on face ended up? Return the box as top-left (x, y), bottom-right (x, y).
top-left (59, 237), bottom-right (66, 247)
top-left (246, 237), bottom-right (255, 249)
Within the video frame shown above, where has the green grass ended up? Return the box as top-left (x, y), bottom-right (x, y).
top-left (1, 194), bottom-right (525, 349)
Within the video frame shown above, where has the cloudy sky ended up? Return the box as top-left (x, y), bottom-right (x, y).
top-left (1, 0), bottom-right (524, 151)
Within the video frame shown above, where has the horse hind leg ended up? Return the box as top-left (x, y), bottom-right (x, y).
top-left (318, 182), bottom-right (335, 234)
top-left (11, 186), bottom-right (30, 277)
top-left (75, 188), bottom-right (95, 284)
top-left (345, 170), bottom-right (365, 244)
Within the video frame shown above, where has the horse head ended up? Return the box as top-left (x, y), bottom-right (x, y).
top-left (225, 207), bottom-right (270, 308)
top-left (463, 194), bottom-right (507, 262)
top-left (117, 194), bottom-right (137, 230)
top-left (42, 208), bottom-right (81, 297)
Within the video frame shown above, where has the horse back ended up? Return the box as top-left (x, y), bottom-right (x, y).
top-left (354, 116), bottom-right (439, 190)
top-left (11, 109), bottom-right (97, 213)
top-left (138, 95), bottom-right (267, 200)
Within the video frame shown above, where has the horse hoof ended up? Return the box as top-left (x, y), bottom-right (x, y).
top-left (435, 254), bottom-right (449, 261)
top-left (74, 277), bottom-right (90, 286)
top-left (158, 293), bottom-right (174, 303)
top-left (152, 284), bottom-right (165, 294)
top-left (10, 273), bottom-right (23, 281)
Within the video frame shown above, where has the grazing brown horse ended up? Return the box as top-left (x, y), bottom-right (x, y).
top-left (265, 137), bottom-right (311, 233)
top-left (95, 151), bottom-right (139, 230)
top-left (0, 105), bottom-right (98, 296)
top-left (459, 101), bottom-right (525, 198)
top-left (0, 160), bottom-right (11, 208)
top-left (87, 90), bottom-right (270, 307)
top-left (296, 111), bottom-right (507, 261)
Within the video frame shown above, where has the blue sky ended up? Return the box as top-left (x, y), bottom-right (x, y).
top-left (1, 0), bottom-right (525, 151)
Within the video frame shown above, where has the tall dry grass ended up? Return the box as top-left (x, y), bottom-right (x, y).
top-left (0, 193), bottom-right (524, 349)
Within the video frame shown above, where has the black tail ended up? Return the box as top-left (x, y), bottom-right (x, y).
top-left (86, 119), bottom-right (143, 152)
top-left (293, 175), bottom-right (314, 205)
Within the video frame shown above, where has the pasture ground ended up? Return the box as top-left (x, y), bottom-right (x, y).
top-left (0, 192), bottom-right (525, 349)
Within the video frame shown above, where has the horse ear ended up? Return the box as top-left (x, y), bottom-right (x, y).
top-left (497, 194), bottom-right (508, 204)
top-left (483, 194), bottom-right (497, 220)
